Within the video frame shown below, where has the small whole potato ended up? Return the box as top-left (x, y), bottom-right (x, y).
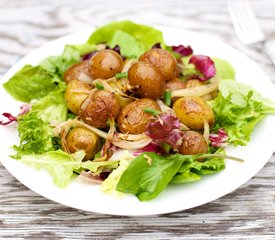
top-left (88, 49), bottom-right (123, 79)
top-left (173, 96), bottom-right (214, 130)
top-left (79, 90), bottom-right (120, 129)
top-left (65, 80), bottom-right (93, 115)
top-left (179, 131), bottom-right (208, 155)
top-left (65, 127), bottom-right (101, 160)
top-left (166, 78), bottom-right (187, 91)
top-left (64, 61), bottom-right (90, 84)
top-left (128, 62), bottom-right (165, 99)
top-left (139, 48), bottom-right (177, 81)
top-left (117, 98), bottom-right (161, 134)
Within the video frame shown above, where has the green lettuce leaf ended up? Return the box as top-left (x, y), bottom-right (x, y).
top-left (3, 65), bottom-right (63, 102)
top-left (213, 57), bottom-right (235, 80)
top-left (21, 150), bottom-right (85, 188)
top-left (87, 20), bottom-right (165, 58)
top-left (4, 43), bottom-right (96, 103)
top-left (116, 152), bottom-right (226, 201)
top-left (100, 151), bottom-right (133, 197)
top-left (20, 150), bottom-right (119, 188)
top-left (31, 89), bottom-right (68, 123)
top-left (171, 156), bottom-right (225, 184)
top-left (211, 80), bottom-right (275, 146)
top-left (108, 30), bottom-right (144, 58)
top-left (40, 44), bottom-right (96, 77)
top-left (116, 152), bottom-right (184, 201)
top-left (14, 90), bottom-right (68, 158)
top-left (14, 111), bottom-right (56, 158)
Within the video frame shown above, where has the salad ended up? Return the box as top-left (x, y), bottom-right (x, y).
top-left (1, 21), bottom-right (275, 202)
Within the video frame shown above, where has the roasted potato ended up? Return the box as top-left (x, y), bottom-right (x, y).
top-left (65, 127), bottom-right (101, 160)
top-left (179, 131), bottom-right (208, 155)
top-left (64, 61), bottom-right (90, 84)
top-left (166, 77), bottom-right (187, 91)
top-left (117, 98), bottom-right (161, 134)
top-left (139, 48), bottom-right (177, 81)
top-left (79, 90), bottom-right (120, 129)
top-left (65, 79), bottom-right (93, 115)
top-left (128, 62), bottom-right (165, 99)
top-left (173, 96), bottom-right (214, 130)
top-left (88, 49), bottom-right (123, 79)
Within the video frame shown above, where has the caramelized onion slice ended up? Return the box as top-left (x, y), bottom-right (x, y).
top-left (54, 119), bottom-right (153, 150)
top-left (111, 137), bottom-right (152, 150)
top-left (171, 77), bottom-right (219, 98)
top-left (203, 120), bottom-right (210, 142)
top-left (78, 71), bottom-right (94, 84)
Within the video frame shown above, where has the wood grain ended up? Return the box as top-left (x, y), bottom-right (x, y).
top-left (0, 0), bottom-right (275, 239)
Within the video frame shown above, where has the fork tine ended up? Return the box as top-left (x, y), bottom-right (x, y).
top-left (228, 0), bottom-right (265, 45)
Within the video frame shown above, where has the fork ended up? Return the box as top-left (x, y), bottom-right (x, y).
top-left (228, 0), bottom-right (275, 67)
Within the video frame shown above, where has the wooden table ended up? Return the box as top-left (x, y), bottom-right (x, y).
top-left (0, 0), bottom-right (275, 239)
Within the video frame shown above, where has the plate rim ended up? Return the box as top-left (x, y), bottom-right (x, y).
top-left (1, 25), bottom-right (275, 216)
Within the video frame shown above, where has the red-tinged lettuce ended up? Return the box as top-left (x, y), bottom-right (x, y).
top-left (0, 103), bottom-right (31, 126)
top-left (145, 114), bottom-right (183, 150)
top-left (209, 129), bottom-right (229, 147)
top-left (189, 55), bottom-right (216, 81)
top-left (133, 142), bottom-right (166, 156)
top-left (0, 113), bottom-right (17, 125)
top-left (172, 45), bottom-right (193, 57)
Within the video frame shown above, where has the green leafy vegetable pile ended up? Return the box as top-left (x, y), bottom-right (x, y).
top-left (211, 80), bottom-right (275, 146)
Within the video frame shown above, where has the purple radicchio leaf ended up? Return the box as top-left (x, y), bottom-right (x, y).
top-left (133, 142), bottom-right (166, 156)
top-left (145, 114), bottom-right (183, 150)
top-left (172, 45), bottom-right (193, 56)
top-left (0, 103), bottom-right (32, 126)
top-left (209, 128), bottom-right (229, 147)
top-left (82, 50), bottom-right (99, 61)
top-left (151, 42), bottom-right (162, 49)
top-left (79, 170), bottom-right (111, 183)
top-left (189, 54), bottom-right (216, 81)
top-left (106, 44), bottom-right (121, 55)
top-left (0, 113), bottom-right (17, 125)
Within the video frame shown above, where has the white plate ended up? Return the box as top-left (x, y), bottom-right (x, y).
top-left (1, 26), bottom-right (275, 216)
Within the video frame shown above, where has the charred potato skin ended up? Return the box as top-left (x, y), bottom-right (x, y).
top-left (65, 127), bottom-right (101, 160)
top-left (173, 96), bottom-right (214, 130)
top-left (117, 98), bottom-right (161, 134)
top-left (128, 62), bottom-right (165, 99)
top-left (179, 131), bottom-right (208, 155)
top-left (139, 48), bottom-right (177, 81)
top-left (88, 50), bottom-right (124, 79)
top-left (65, 80), bottom-right (93, 115)
top-left (79, 90), bottom-right (120, 129)
top-left (64, 61), bottom-right (90, 84)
